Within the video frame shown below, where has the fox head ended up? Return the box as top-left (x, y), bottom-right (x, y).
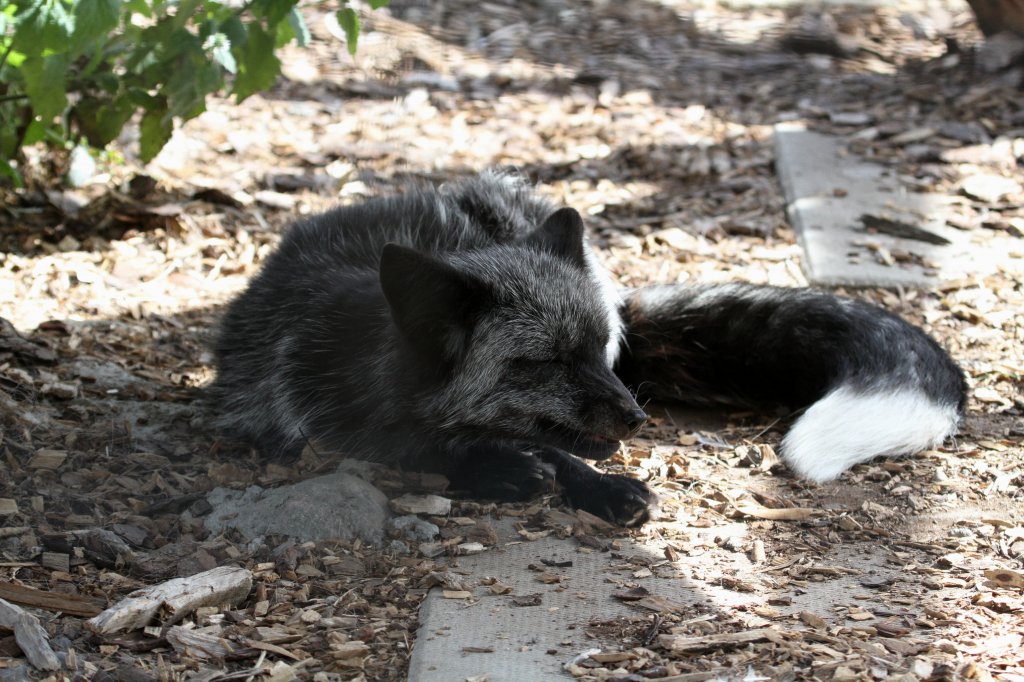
top-left (379, 208), bottom-right (647, 459)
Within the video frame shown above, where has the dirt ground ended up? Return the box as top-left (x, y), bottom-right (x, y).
top-left (1, 1), bottom-right (1023, 680)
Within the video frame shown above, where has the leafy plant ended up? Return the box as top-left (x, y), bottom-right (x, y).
top-left (0, 0), bottom-right (389, 184)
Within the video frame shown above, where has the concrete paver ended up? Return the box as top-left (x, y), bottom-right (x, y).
top-left (774, 122), bottom-right (1016, 287)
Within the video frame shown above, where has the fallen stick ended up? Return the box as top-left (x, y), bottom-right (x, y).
top-left (0, 597), bottom-right (61, 670)
top-left (0, 581), bottom-right (103, 618)
top-left (87, 566), bottom-right (253, 635)
top-left (657, 627), bottom-right (784, 653)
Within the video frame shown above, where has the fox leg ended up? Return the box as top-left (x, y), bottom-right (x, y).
top-left (535, 447), bottom-right (654, 527)
top-left (441, 445), bottom-right (554, 502)
top-left (617, 283), bottom-right (966, 482)
top-left (432, 444), bottom-right (653, 526)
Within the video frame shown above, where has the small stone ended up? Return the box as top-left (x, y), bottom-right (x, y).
top-left (204, 472), bottom-right (391, 544)
top-left (938, 121), bottom-right (989, 144)
top-left (978, 32), bottom-right (1024, 72)
top-left (457, 542), bottom-right (486, 555)
top-left (389, 515), bottom-right (440, 542)
top-left (66, 145), bottom-right (96, 187)
top-left (57, 235), bottom-right (81, 252)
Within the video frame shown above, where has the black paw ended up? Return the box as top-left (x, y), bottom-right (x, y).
top-left (563, 473), bottom-right (655, 527)
top-left (448, 450), bottom-right (553, 502)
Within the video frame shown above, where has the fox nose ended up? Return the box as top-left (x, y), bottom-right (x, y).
top-left (623, 406), bottom-right (648, 436)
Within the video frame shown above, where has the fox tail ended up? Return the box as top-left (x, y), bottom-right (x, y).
top-left (615, 283), bottom-right (966, 482)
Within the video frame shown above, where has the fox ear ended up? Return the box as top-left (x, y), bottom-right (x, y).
top-left (522, 207), bottom-right (587, 268)
top-left (379, 244), bottom-right (485, 360)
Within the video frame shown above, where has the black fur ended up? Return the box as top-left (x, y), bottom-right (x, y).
top-left (617, 284), bottom-right (968, 412)
top-left (210, 172), bottom-right (967, 526)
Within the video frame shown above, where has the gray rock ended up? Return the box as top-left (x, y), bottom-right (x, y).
top-left (390, 515), bottom-right (440, 542)
top-left (388, 540), bottom-right (410, 555)
top-left (66, 145), bottom-right (96, 188)
top-left (204, 472), bottom-right (391, 544)
top-left (71, 359), bottom-right (152, 391)
top-left (978, 32), bottom-right (1024, 73)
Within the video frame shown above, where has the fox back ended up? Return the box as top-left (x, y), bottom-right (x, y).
top-left (211, 172), bottom-right (640, 465)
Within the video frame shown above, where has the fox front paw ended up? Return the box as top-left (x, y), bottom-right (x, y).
top-left (564, 473), bottom-right (655, 527)
top-left (449, 450), bottom-right (554, 502)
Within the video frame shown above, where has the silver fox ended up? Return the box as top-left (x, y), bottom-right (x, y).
top-left (210, 171), bottom-right (966, 526)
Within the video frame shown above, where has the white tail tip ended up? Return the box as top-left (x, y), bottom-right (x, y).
top-left (781, 385), bottom-right (960, 483)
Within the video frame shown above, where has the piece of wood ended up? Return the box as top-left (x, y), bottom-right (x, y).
top-left (28, 449), bottom-right (67, 470)
top-left (87, 566), bottom-right (253, 634)
top-left (733, 501), bottom-right (822, 521)
top-left (40, 552), bottom-right (70, 573)
top-left (0, 581), bottom-right (103, 618)
top-left (657, 628), bottom-right (784, 653)
top-left (42, 528), bottom-right (136, 568)
top-left (0, 598), bottom-right (60, 670)
top-left (0, 527), bottom-right (30, 539)
top-left (165, 625), bottom-right (236, 661)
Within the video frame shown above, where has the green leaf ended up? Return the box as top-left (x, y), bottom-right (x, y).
top-left (367, 0), bottom-right (390, 9)
top-left (165, 54), bottom-right (221, 121)
top-left (12, 0), bottom-right (75, 56)
top-left (123, 0), bottom-right (151, 18)
top-left (72, 0), bottom-right (120, 53)
top-left (232, 22), bottom-right (280, 102)
top-left (139, 104), bottom-right (172, 162)
top-left (22, 54), bottom-right (68, 122)
top-left (336, 8), bottom-right (359, 56)
top-left (220, 15), bottom-right (245, 47)
top-left (21, 118), bottom-right (50, 146)
top-left (253, 0), bottom-right (295, 28)
top-left (0, 157), bottom-right (23, 187)
top-left (75, 96), bottom-right (135, 146)
top-left (286, 7), bottom-right (310, 47)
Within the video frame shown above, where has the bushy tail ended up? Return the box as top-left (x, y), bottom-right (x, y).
top-left (615, 283), bottom-right (966, 482)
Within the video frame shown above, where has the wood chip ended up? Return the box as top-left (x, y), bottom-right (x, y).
top-left (166, 625), bottom-right (236, 660)
top-left (657, 628), bottom-right (784, 653)
top-left (28, 449), bottom-right (67, 470)
top-left (734, 502), bottom-right (822, 521)
top-left (389, 494), bottom-right (452, 516)
top-left (87, 566), bottom-right (253, 634)
top-left (0, 598), bottom-right (60, 670)
top-left (984, 568), bottom-right (1024, 589)
top-left (634, 595), bottom-right (689, 614)
top-left (511, 593), bottom-right (542, 607)
top-left (0, 581), bottom-right (103, 617)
